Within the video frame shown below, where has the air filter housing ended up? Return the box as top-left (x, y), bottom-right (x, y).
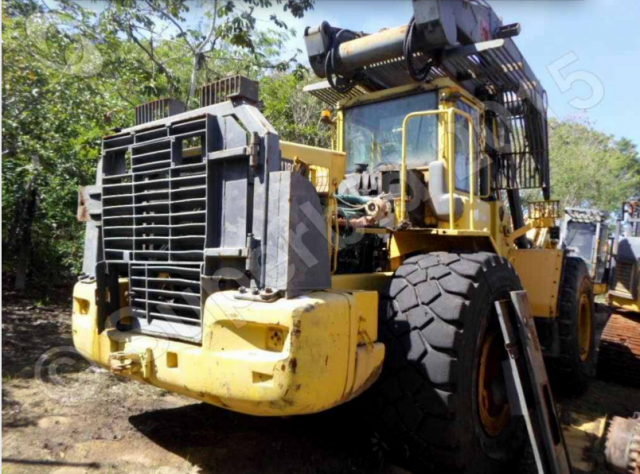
top-left (135, 98), bottom-right (185, 125)
top-left (198, 75), bottom-right (259, 107)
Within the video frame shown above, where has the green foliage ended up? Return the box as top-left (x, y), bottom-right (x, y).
top-left (548, 118), bottom-right (640, 212)
top-left (260, 71), bottom-right (331, 148)
top-left (4, 0), bottom-right (638, 291)
top-left (3, 2), bottom-right (125, 282)
top-left (2, 0), bottom-right (315, 288)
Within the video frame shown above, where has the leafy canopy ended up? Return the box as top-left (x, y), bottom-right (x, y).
top-left (2, 0), bottom-right (316, 286)
top-left (548, 117), bottom-right (640, 213)
top-left (3, 0), bottom-right (639, 289)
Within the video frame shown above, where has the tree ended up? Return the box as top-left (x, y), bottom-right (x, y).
top-left (91, 0), bottom-right (312, 107)
top-left (2, 0), bottom-right (314, 290)
top-left (260, 70), bottom-right (331, 148)
top-left (548, 118), bottom-right (640, 212)
top-left (3, 1), bottom-right (116, 289)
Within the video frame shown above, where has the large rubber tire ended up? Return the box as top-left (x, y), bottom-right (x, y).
top-left (549, 256), bottom-right (596, 397)
top-left (367, 251), bottom-right (526, 474)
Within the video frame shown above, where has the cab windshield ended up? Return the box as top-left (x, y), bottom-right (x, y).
top-left (344, 92), bottom-right (438, 172)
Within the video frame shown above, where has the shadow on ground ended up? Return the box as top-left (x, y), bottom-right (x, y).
top-left (128, 401), bottom-right (388, 474)
top-left (2, 289), bottom-right (81, 380)
top-left (3, 293), bottom-right (639, 474)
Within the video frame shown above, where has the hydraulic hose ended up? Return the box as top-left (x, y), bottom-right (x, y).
top-left (403, 16), bottom-right (434, 82)
top-left (325, 29), bottom-right (356, 94)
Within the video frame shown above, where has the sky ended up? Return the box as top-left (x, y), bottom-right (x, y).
top-left (81, 0), bottom-right (639, 147)
top-left (252, 0), bottom-right (640, 148)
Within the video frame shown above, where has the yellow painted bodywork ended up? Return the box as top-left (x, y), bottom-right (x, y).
top-left (73, 281), bottom-right (384, 416)
top-left (608, 294), bottom-right (640, 313)
top-left (75, 80), bottom-right (572, 422)
top-left (389, 229), bottom-right (496, 270)
top-left (280, 141), bottom-right (346, 196)
top-left (509, 249), bottom-right (564, 318)
top-left (594, 282), bottom-right (609, 296)
top-left (487, 200), bottom-right (512, 257)
top-left (451, 194), bottom-right (492, 233)
top-left (331, 272), bottom-right (393, 292)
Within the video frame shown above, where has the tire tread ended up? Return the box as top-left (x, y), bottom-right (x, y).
top-left (370, 251), bottom-right (522, 472)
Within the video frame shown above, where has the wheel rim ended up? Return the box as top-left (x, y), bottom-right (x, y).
top-left (578, 294), bottom-right (592, 362)
top-left (478, 329), bottom-right (510, 437)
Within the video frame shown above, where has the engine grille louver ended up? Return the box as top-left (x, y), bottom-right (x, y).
top-left (101, 116), bottom-right (209, 331)
top-left (198, 75), bottom-right (259, 107)
top-left (134, 98), bottom-right (185, 125)
top-left (614, 260), bottom-right (635, 298)
top-left (129, 264), bottom-right (202, 327)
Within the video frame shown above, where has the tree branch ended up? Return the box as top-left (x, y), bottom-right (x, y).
top-left (186, 0), bottom-right (219, 106)
top-left (203, 52), bottom-right (298, 70)
top-left (143, 0), bottom-right (196, 55)
top-left (125, 24), bottom-right (179, 92)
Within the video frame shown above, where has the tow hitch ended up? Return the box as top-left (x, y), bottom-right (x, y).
top-left (109, 349), bottom-right (152, 378)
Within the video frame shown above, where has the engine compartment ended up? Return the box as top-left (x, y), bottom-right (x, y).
top-left (328, 166), bottom-right (429, 275)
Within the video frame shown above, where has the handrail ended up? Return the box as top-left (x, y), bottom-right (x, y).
top-left (400, 110), bottom-right (447, 223)
top-left (452, 109), bottom-right (475, 230)
top-left (400, 108), bottom-right (476, 230)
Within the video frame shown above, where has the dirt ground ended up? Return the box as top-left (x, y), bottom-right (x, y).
top-left (3, 291), bottom-right (640, 474)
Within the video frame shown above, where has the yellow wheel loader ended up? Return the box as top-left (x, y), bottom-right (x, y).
top-left (73, 2), bottom-right (596, 472)
top-left (559, 208), bottom-right (610, 296)
top-left (553, 202), bottom-right (640, 388)
top-left (600, 198), bottom-right (640, 387)
top-left (609, 199), bottom-right (640, 313)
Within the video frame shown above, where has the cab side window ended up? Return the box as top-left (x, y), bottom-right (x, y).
top-left (454, 101), bottom-right (481, 194)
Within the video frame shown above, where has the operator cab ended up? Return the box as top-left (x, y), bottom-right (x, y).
top-left (336, 82), bottom-right (490, 228)
top-left (343, 90), bottom-right (439, 172)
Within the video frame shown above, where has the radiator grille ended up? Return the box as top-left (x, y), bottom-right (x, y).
top-left (129, 264), bottom-right (202, 326)
top-left (101, 117), bottom-right (209, 331)
top-left (614, 260), bottom-right (635, 297)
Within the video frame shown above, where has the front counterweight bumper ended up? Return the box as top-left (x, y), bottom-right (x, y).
top-left (72, 282), bottom-right (384, 416)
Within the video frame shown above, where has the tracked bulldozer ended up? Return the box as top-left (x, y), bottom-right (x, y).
top-left (73, 1), bottom-right (596, 472)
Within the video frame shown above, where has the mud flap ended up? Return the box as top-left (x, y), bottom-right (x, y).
top-left (495, 291), bottom-right (573, 474)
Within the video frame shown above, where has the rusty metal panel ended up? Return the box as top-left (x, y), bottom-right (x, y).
top-left (77, 185), bottom-right (102, 223)
top-left (599, 313), bottom-right (640, 388)
top-left (605, 415), bottom-right (640, 474)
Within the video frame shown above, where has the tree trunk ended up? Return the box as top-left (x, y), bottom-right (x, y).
top-left (14, 242), bottom-right (31, 291)
top-left (14, 179), bottom-right (38, 291)
top-left (186, 53), bottom-right (200, 108)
